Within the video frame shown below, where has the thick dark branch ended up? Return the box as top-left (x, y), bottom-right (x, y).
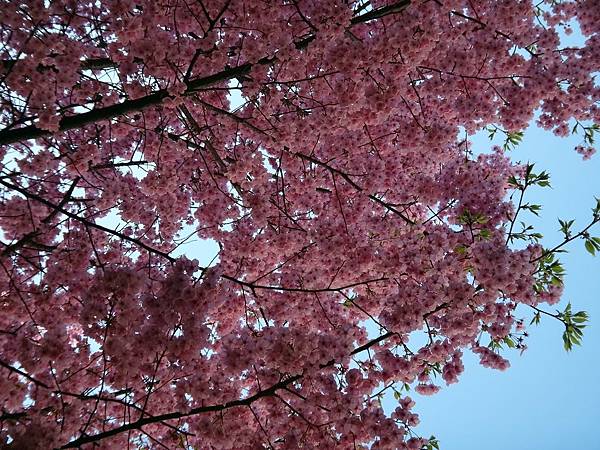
top-left (0, 411), bottom-right (27, 422)
top-left (222, 275), bottom-right (388, 293)
top-left (59, 374), bottom-right (303, 449)
top-left (57, 389), bottom-right (194, 437)
top-left (1, 178), bottom-right (79, 257)
top-left (79, 58), bottom-right (119, 70)
top-left (1, 231), bottom-right (41, 258)
top-left (350, 0), bottom-right (410, 24)
top-left (350, 302), bottom-right (450, 355)
top-left (42, 177), bottom-right (80, 225)
top-left (91, 160), bottom-right (150, 170)
top-left (0, 1), bottom-right (412, 146)
top-left (0, 358), bottom-right (51, 389)
top-left (0, 90), bottom-right (170, 146)
top-left (0, 176), bottom-right (393, 293)
top-left (350, 331), bottom-right (395, 355)
top-left (1, 57), bottom-right (117, 73)
top-left (60, 323), bottom-right (392, 449)
top-left (0, 62), bottom-right (258, 146)
top-left (58, 313), bottom-right (413, 448)
top-left (49, 296), bottom-right (443, 449)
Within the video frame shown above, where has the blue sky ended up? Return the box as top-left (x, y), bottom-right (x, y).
top-left (406, 122), bottom-right (600, 450)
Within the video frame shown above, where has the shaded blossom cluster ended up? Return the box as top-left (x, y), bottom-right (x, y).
top-left (0, 0), bottom-right (598, 448)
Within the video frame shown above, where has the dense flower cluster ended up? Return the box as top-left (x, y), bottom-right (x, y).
top-left (0, 0), bottom-right (598, 448)
top-left (575, 145), bottom-right (596, 160)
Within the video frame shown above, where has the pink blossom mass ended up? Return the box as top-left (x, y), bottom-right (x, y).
top-left (0, 1), bottom-right (599, 448)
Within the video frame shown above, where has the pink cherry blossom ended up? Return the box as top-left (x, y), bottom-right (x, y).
top-left (0, 1), bottom-right (598, 448)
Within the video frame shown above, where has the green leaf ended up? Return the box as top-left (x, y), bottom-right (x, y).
top-left (563, 332), bottom-right (572, 351)
top-left (488, 339), bottom-right (503, 350)
top-left (585, 239), bottom-right (596, 256)
top-left (503, 336), bottom-right (516, 348)
top-left (523, 204), bottom-right (542, 216)
top-left (525, 163), bottom-right (535, 179)
top-left (479, 229), bottom-right (491, 240)
top-left (424, 436), bottom-right (440, 450)
top-left (538, 180), bottom-right (550, 187)
top-left (571, 326), bottom-right (584, 337)
top-left (475, 214), bottom-right (488, 224)
top-left (593, 197), bottom-right (600, 216)
top-left (454, 244), bottom-right (468, 255)
top-left (503, 131), bottom-right (524, 151)
top-left (558, 218), bottom-right (574, 237)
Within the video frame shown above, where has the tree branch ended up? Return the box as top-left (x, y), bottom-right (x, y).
top-left (0, 179), bottom-right (176, 263)
top-left (0, 1), bottom-right (412, 146)
top-left (294, 151), bottom-right (416, 225)
top-left (59, 374), bottom-right (303, 449)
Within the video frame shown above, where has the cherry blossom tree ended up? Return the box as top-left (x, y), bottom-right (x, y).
top-left (1, 0), bottom-right (599, 448)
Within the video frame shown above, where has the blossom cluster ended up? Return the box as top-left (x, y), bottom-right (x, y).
top-left (0, 0), bottom-right (598, 448)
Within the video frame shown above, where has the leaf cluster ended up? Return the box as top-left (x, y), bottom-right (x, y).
top-left (486, 126), bottom-right (525, 151)
top-left (457, 210), bottom-right (488, 226)
top-left (572, 122), bottom-right (600, 146)
top-left (507, 163), bottom-right (551, 191)
top-left (488, 334), bottom-right (521, 352)
top-left (422, 436), bottom-right (440, 450)
top-left (534, 252), bottom-right (565, 293)
top-left (559, 303), bottom-right (588, 351)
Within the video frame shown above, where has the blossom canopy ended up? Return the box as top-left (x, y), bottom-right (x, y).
top-left (0, 0), bottom-right (599, 449)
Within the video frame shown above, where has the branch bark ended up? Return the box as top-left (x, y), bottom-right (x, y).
top-left (10, 295), bottom-right (439, 449)
top-left (58, 374), bottom-right (303, 449)
top-left (58, 323), bottom-right (402, 449)
top-left (0, 1), bottom-right (411, 146)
